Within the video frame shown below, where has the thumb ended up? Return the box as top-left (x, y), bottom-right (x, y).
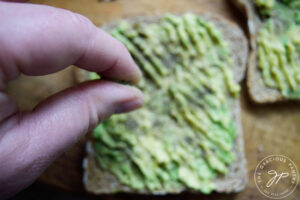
top-left (0, 80), bottom-right (143, 198)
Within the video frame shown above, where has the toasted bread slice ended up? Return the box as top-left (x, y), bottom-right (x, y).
top-left (232, 0), bottom-right (298, 103)
top-left (75, 13), bottom-right (248, 194)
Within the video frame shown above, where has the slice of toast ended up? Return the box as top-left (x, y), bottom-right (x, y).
top-left (75, 13), bottom-right (248, 195)
top-left (232, 0), bottom-right (299, 103)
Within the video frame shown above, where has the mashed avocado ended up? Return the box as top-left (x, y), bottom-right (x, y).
top-left (91, 13), bottom-right (240, 193)
top-left (255, 0), bottom-right (300, 98)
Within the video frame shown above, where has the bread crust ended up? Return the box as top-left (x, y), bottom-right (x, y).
top-left (76, 13), bottom-right (248, 194)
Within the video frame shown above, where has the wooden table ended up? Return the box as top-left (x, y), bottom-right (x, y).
top-left (6, 0), bottom-right (300, 199)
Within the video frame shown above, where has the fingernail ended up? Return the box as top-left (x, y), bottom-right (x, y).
top-left (115, 98), bottom-right (144, 114)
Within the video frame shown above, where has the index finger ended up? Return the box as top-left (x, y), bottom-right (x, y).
top-left (0, 2), bottom-right (141, 84)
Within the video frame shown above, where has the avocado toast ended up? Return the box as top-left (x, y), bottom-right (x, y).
top-left (75, 13), bottom-right (248, 194)
top-left (233, 0), bottom-right (300, 103)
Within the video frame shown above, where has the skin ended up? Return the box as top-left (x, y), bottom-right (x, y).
top-left (0, 0), bottom-right (144, 199)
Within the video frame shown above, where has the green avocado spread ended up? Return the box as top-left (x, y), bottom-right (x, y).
top-left (255, 0), bottom-right (300, 98)
top-left (91, 13), bottom-right (240, 193)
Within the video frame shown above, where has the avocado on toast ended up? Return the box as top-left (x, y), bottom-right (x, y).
top-left (233, 0), bottom-right (300, 103)
top-left (75, 13), bottom-right (248, 194)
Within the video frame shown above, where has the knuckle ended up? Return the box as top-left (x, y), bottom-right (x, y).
top-left (44, 6), bottom-right (95, 39)
top-left (74, 84), bottom-right (101, 129)
top-left (68, 12), bottom-right (93, 29)
top-left (56, 9), bottom-right (95, 39)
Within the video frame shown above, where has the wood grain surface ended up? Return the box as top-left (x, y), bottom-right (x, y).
top-left (6, 0), bottom-right (300, 199)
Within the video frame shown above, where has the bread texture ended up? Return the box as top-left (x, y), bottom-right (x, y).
top-left (75, 13), bottom-right (248, 195)
top-left (232, 0), bottom-right (291, 103)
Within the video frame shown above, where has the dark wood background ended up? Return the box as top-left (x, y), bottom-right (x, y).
top-left (6, 0), bottom-right (300, 199)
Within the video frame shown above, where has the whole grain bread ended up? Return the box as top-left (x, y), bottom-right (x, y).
top-left (232, 0), bottom-right (287, 103)
top-left (74, 13), bottom-right (248, 194)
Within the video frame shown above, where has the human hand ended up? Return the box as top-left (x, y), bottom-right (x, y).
top-left (0, 1), bottom-right (144, 198)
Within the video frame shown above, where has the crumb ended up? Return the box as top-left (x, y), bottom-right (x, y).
top-left (257, 144), bottom-right (264, 153)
